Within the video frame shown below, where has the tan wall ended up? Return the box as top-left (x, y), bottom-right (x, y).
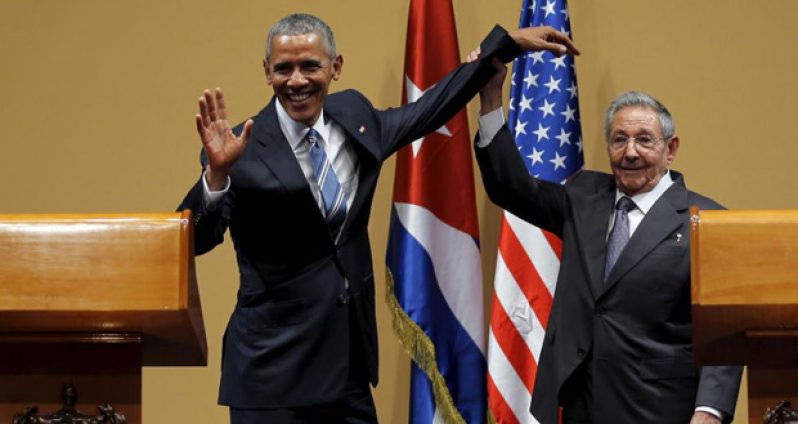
top-left (3, 0), bottom-right (797, 422)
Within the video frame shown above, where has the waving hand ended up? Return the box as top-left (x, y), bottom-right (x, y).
top-left (195, 88), bottom-right (253, 190)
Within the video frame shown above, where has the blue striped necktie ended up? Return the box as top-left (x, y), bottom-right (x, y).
top-left (604, 196), bottom-right (636, 282)
top-left (306, 128), bottom-right (347, 238)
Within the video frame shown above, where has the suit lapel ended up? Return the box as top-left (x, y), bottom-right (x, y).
top-left (570, 178), bottom-right (615, 299)
top-left (599, 174), bottom-right (689, 297)
top-left (250, 99), bottom-right (328, 228)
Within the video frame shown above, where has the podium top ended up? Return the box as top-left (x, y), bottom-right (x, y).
top-left (691, 208), bottom-right (798, 306)
top-left (0, 212), bottom-right (207, 366)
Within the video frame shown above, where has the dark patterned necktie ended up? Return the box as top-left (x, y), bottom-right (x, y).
top-left (306, 128), bottom-right (347, 238)
top-left (604, 196), bottom-right (636, 282)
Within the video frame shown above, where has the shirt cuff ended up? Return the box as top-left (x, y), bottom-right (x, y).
top-left (476, 107), bottom-right (506, 148)
top-left (695, 406), bottom-right (723, 421)
top-left (201, 170), bottom-right (230, 211)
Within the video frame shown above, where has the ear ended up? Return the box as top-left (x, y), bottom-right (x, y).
top-left (666, 135), bottom-right (680, 164)
top-left (263, 59), bottom-right (273, 85)
top-left (331, 55), bottom-right (343, 81)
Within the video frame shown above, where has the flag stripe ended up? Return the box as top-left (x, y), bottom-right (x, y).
top-left (487, 330), bottom-right (539, 424)
top-left (388, 210), bottom-right (486, 422)
top-left (493, 254), bottom-right (544, 366)
top-left (396, 202), bottom-right (486, 353)
top-left (489, 292), bottom-right (538, 392)
top-left (505, 213), bottom-right (560, 297)
top-left (497, 219), bottom-right (554, 329)
top-left (487, 373), bottom-right (522, 424)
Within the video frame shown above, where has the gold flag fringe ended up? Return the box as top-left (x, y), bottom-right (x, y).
top-left (385, 269), bottom-right (466, 424)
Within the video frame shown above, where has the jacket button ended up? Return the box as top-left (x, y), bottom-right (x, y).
top-left (595, 307), bottom-right (604, 317)
top-left (337, 293), bottom-right (350, 306)
top-left (577, 348), bottom-right (586, 358)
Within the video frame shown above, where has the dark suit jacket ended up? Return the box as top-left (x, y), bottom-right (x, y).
top-left (178, 26), bottom-right (521, 409)
top-left (476, 127), bottom-right (742, 424)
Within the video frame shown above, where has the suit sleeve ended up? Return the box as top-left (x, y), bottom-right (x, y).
top-left (374, 25), bottom-right (522, 159)
top-left (474, 124), bottom-right (567, 237)
top-left (695, 366), bottom-right (743, 423)
top-left (177, 150), bottom-right (232, 255)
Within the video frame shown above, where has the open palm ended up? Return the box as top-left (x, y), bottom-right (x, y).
top-left (195, 88), bottom-right (252, 189)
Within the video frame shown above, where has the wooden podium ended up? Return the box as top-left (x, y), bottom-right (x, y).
top-left (0, 212), bottom-right (207, 423)
top-left (691, 208), bottom-right (798, 423)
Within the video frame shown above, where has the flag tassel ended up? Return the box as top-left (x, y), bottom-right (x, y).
top-left (385, 269), bottom-right (467, 424)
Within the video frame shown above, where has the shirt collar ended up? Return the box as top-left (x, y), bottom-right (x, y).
top-left (615, 170), bottom-right (674, 214)
top-left (275, 99), bottom-right (331, 151)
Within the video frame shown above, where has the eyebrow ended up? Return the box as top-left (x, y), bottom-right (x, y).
top-left (272, 59), bottom-right (325, 71)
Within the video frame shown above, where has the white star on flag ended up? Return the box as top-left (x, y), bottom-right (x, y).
top-left (561, 104), bottom-right (576, 122)
top-left (538, 99), bottom-right (556, 118)
top-left (551, 55), bottom-right (567, 70)
top-left (566, 81), bottom-right (578, 99)
top-left (519, 94), bottom-right (534, 113)
top-left (541, 0), bottom-right (556, 17)
top-left (515, 120), bottom-right (529, 136)
top-left (523, 71), bottom-right (539, 89)
top-left (532, 123), bottom-right (550, 141)
top-left (405, 75), bottom-right (452, 156)
top-left (556, 128), bottom-right (572, 147)
top-left (527, 146), bottom-right (544, 165)
top-left (550, 151), bottom-right (567, 170)
top-left (529, 50), bottom-right (545, 65)
top-left (544, 75), bottom-right (561, 94)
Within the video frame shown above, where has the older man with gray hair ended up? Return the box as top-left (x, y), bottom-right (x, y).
top-left (473, 60), bottom-right (742, 424)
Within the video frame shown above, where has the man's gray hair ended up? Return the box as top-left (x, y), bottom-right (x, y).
top-left (265, 13), bottom-right (336, 61)
top-left (604, 91), bottom-right (675, 141)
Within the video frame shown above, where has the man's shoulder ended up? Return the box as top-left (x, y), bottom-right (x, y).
top-left (327, 89), bottom-right (373, 109)
top-left (672, 170), bottom-right (725, 210)
top-left (687, 190), bottom-right (724, 210)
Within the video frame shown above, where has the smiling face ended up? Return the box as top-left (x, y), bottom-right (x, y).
top-left (264, 32), bottom-right (342, 126)
top-left (607, 105), bottom-right (680, 196)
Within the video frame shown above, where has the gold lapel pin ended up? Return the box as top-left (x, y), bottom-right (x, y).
top-left (359, 125), bottom-right (366, 134)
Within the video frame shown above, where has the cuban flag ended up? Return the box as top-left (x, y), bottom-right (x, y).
top-left (385, 0), bottom-right (486, 422)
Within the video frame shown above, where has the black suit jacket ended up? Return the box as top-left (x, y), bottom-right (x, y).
top-left (476, 127), bottom-right (742, 424)
top-left (178, 26), bottom-right (521, 409)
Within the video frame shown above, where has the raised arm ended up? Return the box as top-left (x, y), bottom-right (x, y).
top-left (375, 25), bottom-right (578, 159)
top-left (473, 57), bottom-right (567, 236)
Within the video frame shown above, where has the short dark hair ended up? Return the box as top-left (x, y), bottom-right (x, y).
top-left (265, 13), bottom-right (336, 61)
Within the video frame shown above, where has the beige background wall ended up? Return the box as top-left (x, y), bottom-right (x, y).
top-left (3, 1), bottom-right (796, 422)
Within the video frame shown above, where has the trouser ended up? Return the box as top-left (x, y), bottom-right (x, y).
top-left (230, 301), bottom-right (377, 424)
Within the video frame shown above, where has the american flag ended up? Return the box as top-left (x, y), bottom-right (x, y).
top-left (486, 0), bottom-right (583, 423)
top-left (386, 0), bottom-right (485, 422)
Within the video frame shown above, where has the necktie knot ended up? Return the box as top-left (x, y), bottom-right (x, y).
top-left (616, 196), bottom-right (636, 213)
top-left (305, 128), bottom-right (321, 146)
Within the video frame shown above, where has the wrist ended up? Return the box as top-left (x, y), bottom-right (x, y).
top-left (479, 92), bottom-right (503, 115)
top-left (205, 168), bottom-right (229, 191)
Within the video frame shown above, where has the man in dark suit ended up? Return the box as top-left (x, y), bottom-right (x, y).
top-left (178, 13), bottom-right (578, 423)
top-left (472, 60), bottom-right (742, 423)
